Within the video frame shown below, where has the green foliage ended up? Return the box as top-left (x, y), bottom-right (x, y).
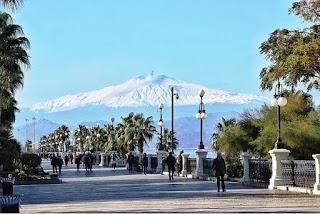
top-left (0, 132), bottom-right (20, 171)
top-left (11, 159), bottom-right (33, 180)
top-left (20, 153), bottom-right (41, 168)
top-left (259, 1), bottom-right (320, 92)
top-left (212, 90), bottom-right (320, 159)
top-left (226, 156), bottom-right (243, 178)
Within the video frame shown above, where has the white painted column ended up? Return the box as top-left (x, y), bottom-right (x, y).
top-left (268, 148), bottom-right (290, 190)
top-left (241, 153), bottom-right (253, 184)
top-left (95, 152), bottom-right (101, 165)
top-left (147, 155), bottom-right (152, 170)
top-left (181, 154), bottom-right (190, 177)
top-left (99, 153), bottom-right (105, 166)
top-left (156, 151), bottom-right (167, 173)
top-left (195, 149), bottom-right (208, 178)
top-left (313, 154), bottom-right (320, 195)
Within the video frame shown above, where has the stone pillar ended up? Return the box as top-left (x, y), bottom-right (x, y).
top-left (147, 155), bottom-right (152, 170)
top-left (156, 150), bottom-right (167, 173)
top-left (95, 152), bottom-right (101, 165)
top-left (181, 154), bottom-right (190, 177)
top-left (195, 149), bottom-right (208, 178)
top-left (241, 153), bottom-right (253, 184)
top-left (268, 148), bottom-right (290, 190)
top-left (99, 153), bottom-right (105, 166)
top-left (109, 151), bottom-right (116, 166)
top-left (313, 154), bottom-right (320, 195)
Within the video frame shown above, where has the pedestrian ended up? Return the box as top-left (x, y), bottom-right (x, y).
top-left (64, 154), bottom-right (69, 166)
top-left (51, 154), bottom-right (58, 173)
top-left (212, 152), bottom-right (226, 192)
top-left (57, 155), bottom-right (63, 173)
top-left (161, 157), bottom-right (166, 175)
top-left (111, 152), bottom-right (117, 170)
top-left (127, 152), bottom-right (134, 172)
top-left (166, 152), bottom-right (176, 181)
top-left (84, 154), bottom-right (91, 172)
top-left (177, 150), bottom-right (184, 176)
top-left (75, 155), bottom-right (81, 172)
top-left (141, 153), bottom-right (148, 175)
top-left (70, 153), bottom-right (74, 164)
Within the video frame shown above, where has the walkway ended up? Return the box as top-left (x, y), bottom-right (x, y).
top-left (11, 160), bottom-right (320, 213)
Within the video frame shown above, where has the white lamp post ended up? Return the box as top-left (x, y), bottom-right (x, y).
top-left (195, 89), bottom-right (207, 149)
top-left (158, 103), bottom-right (164, 150)
top-left (271, 79), bottom-right (287, 149)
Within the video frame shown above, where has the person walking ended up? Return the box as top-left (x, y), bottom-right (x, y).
top-left (141, 153), bottom-right (148, 175)
top-left (111, 152), bottom-right (117, 170)
top-left (166, 152), bottom-right (176, 181)
top-left (70, 153), bottom-right (74, 164)
top-left (75, 155), bottom-right (81, 172)
top-left (127, 152), bottom-right (134, 172)
top-left (57, 155), bottom-right (63, 174)
top-left (51, 154), bottom-right (58, 173)
top-left (212, 152), bottom-right (226, 192)
top-left (177, 150), bottom-right (184, 176)
top-left (64, 154), bottom-right (69, 166)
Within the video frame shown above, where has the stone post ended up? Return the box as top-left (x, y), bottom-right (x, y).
top-left (313, 154), bottom-right (320, 195)
top-left (241, 153), bottom-right (253, 184)
top-left (181, 154), bottom-right (190, 177)
top-left (195, 149), bottom-right (208, 178)
top-left (156, 150), bottom-right (167, 173)
top-left (99, 153), bottom-right (105, 166)
top-left (95, 151), bottom-right (101, 165)
top-left (147, 155), bottom-right (152, 170)
top-left (268, 148), bottom-right (290, 190)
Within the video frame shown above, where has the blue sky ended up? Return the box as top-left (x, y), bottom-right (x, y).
top-left (11, 0), bottom-right (313, 108)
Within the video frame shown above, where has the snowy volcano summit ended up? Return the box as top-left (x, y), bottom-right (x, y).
top-left (30, 73), bottom-right (266, 112)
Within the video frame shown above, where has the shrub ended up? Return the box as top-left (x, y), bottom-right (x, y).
top-left (20, 153), bottom-right (42, 169)
top-left (226, 156), bottom-right (243, 178)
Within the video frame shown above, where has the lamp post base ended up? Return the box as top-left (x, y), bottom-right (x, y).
top-left (198, 143), bottom-right (205, 150)
top-left (274, 138), bottom-right (284, 149)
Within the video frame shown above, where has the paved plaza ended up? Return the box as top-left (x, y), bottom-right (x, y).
top-left (7, 160), bottom-right (320, 213)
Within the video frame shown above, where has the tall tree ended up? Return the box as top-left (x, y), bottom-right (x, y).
top-left (259, 0), bottom-right (320, 92)
top-left (0, 0), bottom-right (23, 11)
top-left (0, 12), bottom-right (30, 131)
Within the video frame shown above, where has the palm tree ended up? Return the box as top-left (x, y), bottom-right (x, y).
top-left (156, 128), bottom-right (178, 152)
top-left (0, 12), bottom-right (30, 131)
top-left (0, 0), bottom-right (23, 11)
top-left (73, 125), bottom-right (90, 152)
top-left (211, 117), bottom-right (237, 151)
top-left (132, 114), bottom-right (156, 154)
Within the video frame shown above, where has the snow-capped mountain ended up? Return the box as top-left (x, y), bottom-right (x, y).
top-left (30, 73), bottom-right (266, 113)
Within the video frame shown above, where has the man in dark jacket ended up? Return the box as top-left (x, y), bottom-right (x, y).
top-left (51, 154), bottom-right (58, 173)
top-left (212, 152), bottom-right (226, 192)
top-left (166, 152), bottom-right (176, 181)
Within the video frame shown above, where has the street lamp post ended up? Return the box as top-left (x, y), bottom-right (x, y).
top-left (129, 112), bottom-right (135, 151)
top-left (196, 89), bottom-right (207, 149)
top-left (25, 119), bottom-right (29, 152)
top-left (110, 117), bottom-right (115, 150)
top-left (271, 79), bottom-right (287, 149)
top-left (158, 103), bottom-right (164, 151)
top-left (32, 117), bottom-right (36, 153)
top-left (171, 87), bottom-right (179, 153)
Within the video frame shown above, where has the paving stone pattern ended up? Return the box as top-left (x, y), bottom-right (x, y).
top-left (9, 160), bottom-right (320, 213)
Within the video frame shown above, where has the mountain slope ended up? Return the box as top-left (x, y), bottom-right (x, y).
top-left (30, 73), bottom-right (267, 113)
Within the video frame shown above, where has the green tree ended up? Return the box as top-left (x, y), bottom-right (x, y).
top-left (0, 12), bottom-right (30, 131)
top-left (259, 0), bottom-right (320, 92)
top-left (155, 128), bottom-right (179, 152)
top-left (1, 0), bottom-right (23, 11)
top-left (73, 125), bottom-right (90, 152)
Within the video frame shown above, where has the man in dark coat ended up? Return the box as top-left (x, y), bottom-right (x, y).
top-left (166, 152), bottom-right (176, 181)
top-left (51, 154), bottom-right (58, 173)
top-left (212, 152), bottom-right (226, 192)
